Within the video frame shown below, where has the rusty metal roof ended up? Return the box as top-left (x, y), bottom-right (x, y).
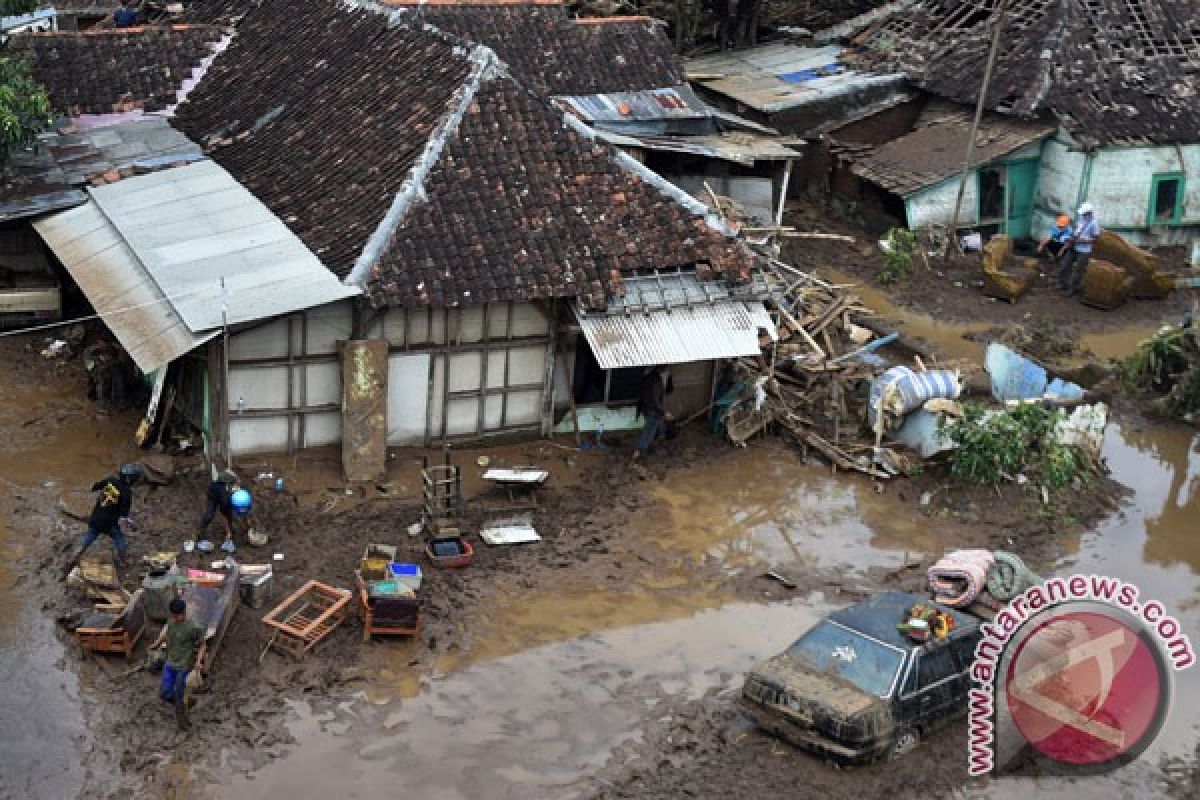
top-left (686, 42), bottom-right (908, 116)
top-left (574, 270), bottom-right (776, 369)
top-left (553, 85), bottom-right (710, 126)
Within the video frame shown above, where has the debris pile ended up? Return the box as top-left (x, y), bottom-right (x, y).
top-left (718, 258), bottom-right (905, 478)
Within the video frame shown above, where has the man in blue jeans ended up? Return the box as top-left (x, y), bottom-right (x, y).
top-left (1064, 202), bottom-right (1101, 297)
top-left (151, 597), bottom-right (207, 730)
top-left (62, 463), bottom-right (141, 579)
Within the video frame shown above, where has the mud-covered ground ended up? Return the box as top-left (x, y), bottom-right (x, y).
top-left (4, 325), bottom-right (1194, 800)
top-left (781, 200), bottom-right (1192, 335)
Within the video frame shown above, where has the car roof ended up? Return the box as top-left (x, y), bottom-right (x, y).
top-left (826, 590), bottom-right (980, 650)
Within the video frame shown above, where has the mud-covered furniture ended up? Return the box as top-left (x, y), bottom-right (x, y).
top-left (261, 580), bottom-right (352, 659)
top-left (1093, 230), bottom-right (1174, 299)
top-left (981, 234), bottom-right (1039, 302)
top-left (355, 572), bottom-right (420, 642)
top-left (76, 589), bottom-right (147, 659)
top-left (1081, 259), bottom-right (1135, 310)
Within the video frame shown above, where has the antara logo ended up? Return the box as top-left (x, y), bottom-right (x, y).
top-left (967, 575), bottom-right (1194, 776)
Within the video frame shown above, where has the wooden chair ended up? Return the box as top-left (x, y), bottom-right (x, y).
top-left (76, 589), bottom-right (147, 659)
top-left (356, 572), bottom-right (420, 642)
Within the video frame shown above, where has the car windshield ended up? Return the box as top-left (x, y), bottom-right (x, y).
top-left (786, 621), bottom-right (905, 697)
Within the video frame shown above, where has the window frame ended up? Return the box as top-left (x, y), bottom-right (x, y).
top-left (1148, 172), bottom-right (1185, 226)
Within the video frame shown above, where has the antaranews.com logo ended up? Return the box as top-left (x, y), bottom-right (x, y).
top-left (968, 574), bottom-right (1195, 776)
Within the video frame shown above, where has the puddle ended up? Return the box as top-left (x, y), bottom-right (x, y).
top-left (821, 266), bottom-right (1167, 369)
top-left (643, 440), bottom-right (947, 573)
top-left (823, 266), bottom-right (990, 362)
top-left (218, 600), bottom-right (826, 800)
top-left (434, 578), bottom-right (736, 674)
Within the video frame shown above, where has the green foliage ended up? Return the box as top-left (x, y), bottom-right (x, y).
top-left (1, 0), bottom-right (39, 16)
top-left (940, 403), bottom-right (1088, 491)
top-left (1119, 325), bottom-right (1200, 418)
top-left (0, 56), bottom-right (53, 168)
top-left (877, 227), bottom-right (917, 286)
top-left (1119, 326), bottom-right (1190, 391)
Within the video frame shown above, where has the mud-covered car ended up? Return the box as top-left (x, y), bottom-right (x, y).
top-left (739, 591), bottom-right (981, 764)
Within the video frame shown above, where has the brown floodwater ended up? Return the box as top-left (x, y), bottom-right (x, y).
top-left (0, 342), bottom-right (137, 800)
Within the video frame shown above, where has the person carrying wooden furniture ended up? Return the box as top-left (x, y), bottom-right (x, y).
top-left (150, 597), bottom-right (207, 730)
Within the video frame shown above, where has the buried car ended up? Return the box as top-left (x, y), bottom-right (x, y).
top-left (739, 591), bottom-right (981, 764)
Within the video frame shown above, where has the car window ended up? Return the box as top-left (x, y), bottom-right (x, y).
top-left (917, 646), bottom-right (957, 688)
top-left (786, 621), bottom-right (906, 697)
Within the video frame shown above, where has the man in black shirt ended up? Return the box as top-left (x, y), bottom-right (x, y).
top-left (633, 366), bottom-right (673, 461)
top-left (199, 469), bottom-right (239, 543)
top-left (63, 463), bottom-right (141, 578)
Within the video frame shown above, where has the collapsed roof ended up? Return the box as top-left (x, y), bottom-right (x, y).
top-left (170, 0), bottom-right (749, 310)
top-left (848, 0), bottom-right (1200, 148)
top-left (6, 26), bottom-right (227, 117)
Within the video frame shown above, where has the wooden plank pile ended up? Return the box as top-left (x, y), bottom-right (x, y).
top-left (721, 258), bottom-right (904, 479)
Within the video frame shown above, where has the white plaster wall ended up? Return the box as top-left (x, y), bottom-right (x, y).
top-left (304, 413), bottom-right (342, 448)
top-left (229, 418), bottom-right (289, 454)
top-left (228, 318), bottom-right (289, 360)
top-left (304, 302), bottom-right (352, 355)
top-left (1030, 136), bottom-right (1087, 240)
top-left (1034, 137), bottom-right (1200, 245)
top-left (1086, 145), bottom-right (1197, 228)
top-left (906, 173), bottom-right (977, 229)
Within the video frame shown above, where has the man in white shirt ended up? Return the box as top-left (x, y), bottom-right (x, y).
top-left (1064, 202), bottom-right (1100, 297)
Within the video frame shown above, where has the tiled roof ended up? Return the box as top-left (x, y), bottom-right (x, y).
top-left (388, 3), bottom-right (683, 96)
top-left (171, 0), bottom-right (748, 308)
top-left (844, 107), bottom-right (1053, 196)
top-left (851, 0), bottom-right (1200, 147)
top-left (7, 26), bottom-right (225, 116)
top-left (368, 80), bottom-right (748, 309)
top-left (172, 3), bottom-right (473, 276)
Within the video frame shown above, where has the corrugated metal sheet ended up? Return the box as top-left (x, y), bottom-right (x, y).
top-left (32, 203), bottom-right (216, 373)
top-left (576, 300), bottom-right (776, 369)
top-left (591, 129), bottom-right (800, 165)
top-left (87, 159), bottom-right (359, 332)
top-left (686, 43), bottom-right (907, 115)
top-left (554, 84), bottom-right (709, 123)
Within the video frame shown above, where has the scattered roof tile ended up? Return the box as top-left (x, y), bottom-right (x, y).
top-left (388, 3), bottom-right (683, 96)
top-left (7, 26), bottom-right (225, 116)
top-left (851, 0), bottom-right (1200, 147)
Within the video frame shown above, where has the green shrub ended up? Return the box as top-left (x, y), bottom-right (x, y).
top-left (940, 403), bottom-right (1088, 490)
top-left (877, 227), bottom-right (917, 286)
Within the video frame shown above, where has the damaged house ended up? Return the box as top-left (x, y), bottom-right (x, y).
top-left (14, 0), bottom-right (773, 470)
top-left (796, 0), bottom-right (1200, 247)
top-left (380, 0), bottom-right (802, 226)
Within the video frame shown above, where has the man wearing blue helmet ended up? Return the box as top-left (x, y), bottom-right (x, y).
top-left (199, 467), bottom-right (241, 549)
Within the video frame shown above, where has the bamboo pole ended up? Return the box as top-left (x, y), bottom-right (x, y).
top-left (945, 0), bottom-right (1010, 260)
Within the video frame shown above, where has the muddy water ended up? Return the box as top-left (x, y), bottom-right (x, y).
top-left (0, 343), bottom-right (136, 800)
top-left (821, 266), bottom-right (1168, 367)
top-left (220, 601), bottom-right (826, 800)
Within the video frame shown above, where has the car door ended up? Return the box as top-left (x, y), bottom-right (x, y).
top-left (895, 645), bottom-right (960, 730)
